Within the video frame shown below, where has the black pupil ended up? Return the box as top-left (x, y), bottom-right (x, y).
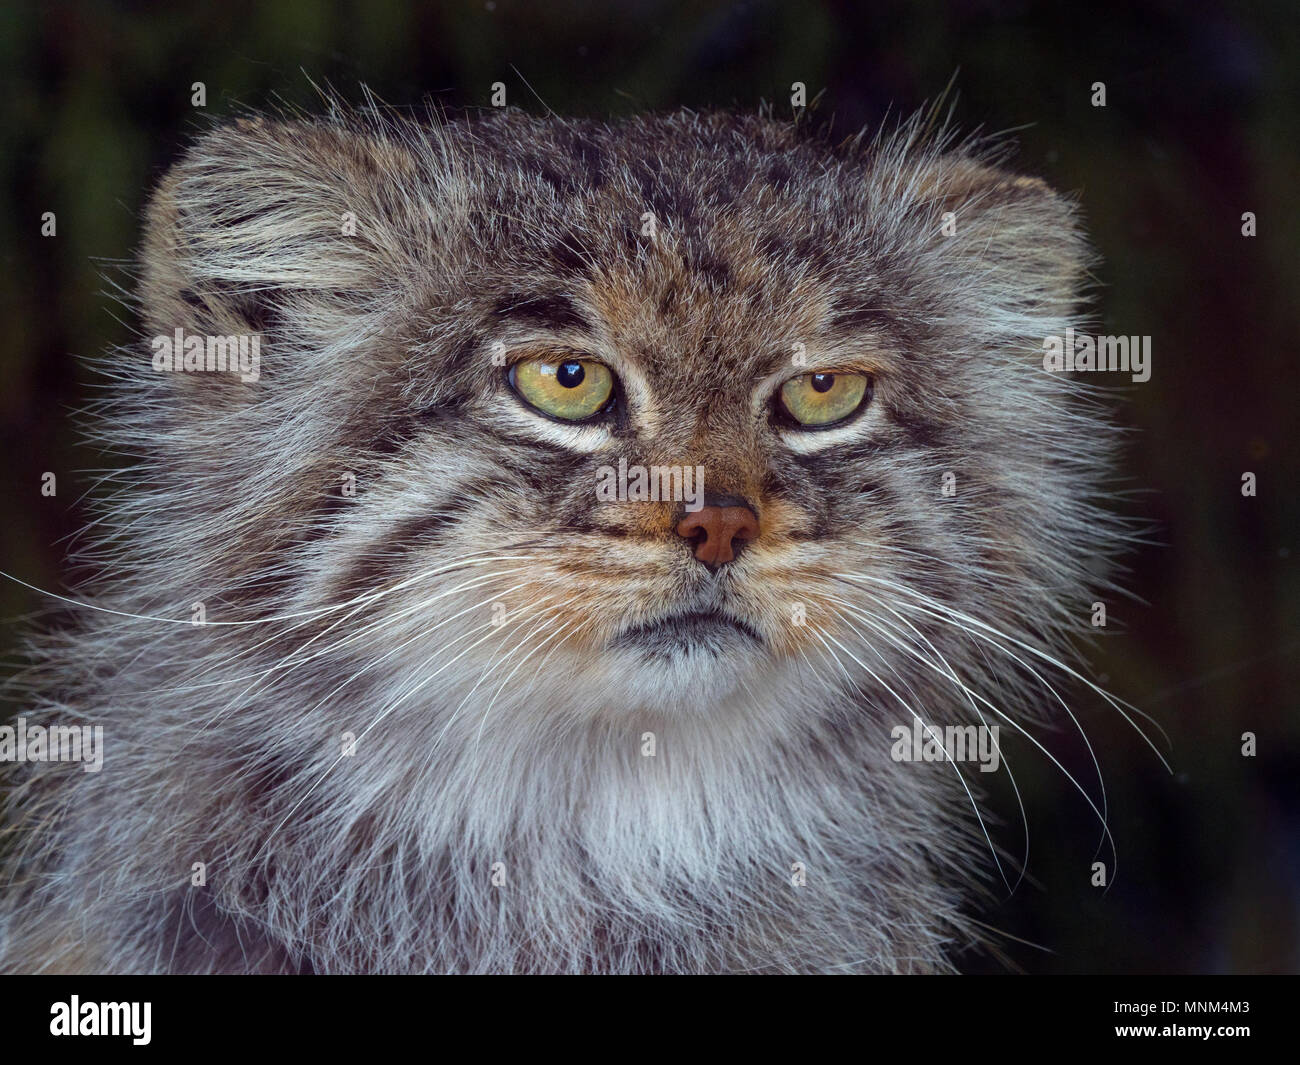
top-left (810, 373), bottom-right (835, 393)
top-left (556, 362), bottom-right (585, 388)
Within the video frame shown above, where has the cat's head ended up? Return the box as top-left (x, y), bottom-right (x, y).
top-left (129, 106), bottom-right (1113, 728)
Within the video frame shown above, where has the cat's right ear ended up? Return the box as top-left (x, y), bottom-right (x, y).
top-left (139, 116), bottom-right (426, 371)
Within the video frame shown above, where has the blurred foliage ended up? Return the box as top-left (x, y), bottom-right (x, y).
top-left (0, 0), bottom-right (1296, 973)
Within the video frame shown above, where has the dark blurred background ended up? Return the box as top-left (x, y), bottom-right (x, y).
top-left (0, 0), bottom-right (1296, 973)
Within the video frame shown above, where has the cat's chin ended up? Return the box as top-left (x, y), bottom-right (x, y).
top-left (597, 645), bottom-right (767, 714)
top-left (591, 613), bottom-right (773, 714)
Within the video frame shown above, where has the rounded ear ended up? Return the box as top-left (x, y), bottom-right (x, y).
top-left (914, 155), bottom-right (1091, 323)
top-left (139, 116), bottom-right (426, 349)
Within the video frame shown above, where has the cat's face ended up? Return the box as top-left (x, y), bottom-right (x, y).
top-left (138, 109), bottom-right (1106, 728)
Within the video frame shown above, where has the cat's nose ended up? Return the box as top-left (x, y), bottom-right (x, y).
top-left (675, 496), bottom-right (759, 569)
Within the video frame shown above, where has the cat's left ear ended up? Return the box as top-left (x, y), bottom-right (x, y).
top-left (915, 156), bottom-right (1090, 321)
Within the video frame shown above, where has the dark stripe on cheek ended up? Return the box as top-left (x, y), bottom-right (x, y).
top-left (330, 501), bottom-right (475, 605)
top-left (391, 508), bottom-right (466, 548)
top-left (331, 541), bottom-right (403, 605)
top-left (890, 407), bottom-right (952, 450)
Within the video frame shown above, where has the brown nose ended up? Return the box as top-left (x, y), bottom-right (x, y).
top-left (676, 501), bottom-right (759, 568)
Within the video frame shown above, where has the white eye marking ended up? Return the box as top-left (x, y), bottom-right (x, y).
top-left (777, 417), bottom-right (877, 454)
top-left (498, 401), bottom-right (612, 452)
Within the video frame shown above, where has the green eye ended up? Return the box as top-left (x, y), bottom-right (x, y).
top-left (510, 357), bottom-right (615, 421)
top-left (779, 372), bottom-right (872, 427)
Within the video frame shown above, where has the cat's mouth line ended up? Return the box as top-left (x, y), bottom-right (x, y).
top-left (609, 608), bottom-right (765, 650)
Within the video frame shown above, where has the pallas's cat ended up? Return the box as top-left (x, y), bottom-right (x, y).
top-left (0, 106), bottom-right (1127, 973)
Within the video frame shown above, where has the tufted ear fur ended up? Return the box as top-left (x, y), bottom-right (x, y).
top-left (912, 154), bottom-right (1090, 323)
top-left (138, 116), bottom-right (437, 393)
